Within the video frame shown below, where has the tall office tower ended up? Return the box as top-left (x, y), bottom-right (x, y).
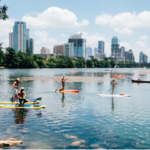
top-left (94, 48), bottom-right (98, 53)
top-left (68, 34), bottom-right (86, 58)
top-left (111, 36), bottom-right (120, 57)
top-left (125, 49), bottom-right (135, 62)
top-left (86, 47), bottom-right (92, 58)
top-left (139, 52), bottom-right (148, 63)
top-left (9, 32), bottom-right (14, 48)
top-left (98, 41), bottom-right (105, 54)
top-left (14, 21), bottom-right (27, 53)
top-left (54, 44), bottom-right (65, 56)
top-left (120, 47), bottom-right (125, 57)
top-left (29, 38), bottom-right (34, 54)
top-left (26, 29), bottom-right (30, 48)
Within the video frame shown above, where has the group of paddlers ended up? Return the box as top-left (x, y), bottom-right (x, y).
top-left (13, 75), bottom-right (67, 106)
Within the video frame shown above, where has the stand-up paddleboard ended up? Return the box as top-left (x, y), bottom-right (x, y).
top-left (0, 104), bottom-right (45, 109)
top-left (53, 90), bottom-right (79, 93)
top-left (97, 94), bottom-right (131, 97)
top-left (0, 97), bottom-right (42, 104)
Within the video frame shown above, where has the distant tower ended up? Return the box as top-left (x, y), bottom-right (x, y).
top-left (98, 41), bottom-right (105, 54)
top-left (86, 47), bottom-right (92, 58)
top-left (14, 21), bottom-right (27, 53)
top-left (29, 38), bottom-right (34, 54)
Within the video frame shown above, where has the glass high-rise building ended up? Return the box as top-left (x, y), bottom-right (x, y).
top-left (98, 41), bottom-right (105, 54)
top-left (112, 36), bottom-right (118, 44)
top-left (111, 36), bottom-right (120, 57)
top-left (68, 35), bottom-right (86, 58)
top-left (29, 38), bottom-right (34, 54)
top-left (86, 47), bottom-right (92, 58)
top-left (9, 32), bottom-right (14, 48)
top-left (14, 21), bottom-right (27, 53)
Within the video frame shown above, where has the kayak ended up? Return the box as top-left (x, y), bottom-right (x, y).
top-left (0, 97), bottom-right (42, 104)
top-left (113, 75), bottom-right (125, 78)
top-left (53, 90), bottom-right (79, 93)
top-left (97, 94), bottom-right (131, 97)
top-left (132, 80), bottom-right (150, 83)
top-left (0, 104), bottom-right (45, 109)
top-left (70, 71), bottom-right (78, 73)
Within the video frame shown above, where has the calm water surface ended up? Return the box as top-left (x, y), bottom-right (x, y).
top-left (0, 68), bottom-right (150, 149)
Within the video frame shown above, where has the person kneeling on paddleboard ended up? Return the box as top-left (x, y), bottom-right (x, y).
top-left (17, 87), bottom-right (29, 106)
top-left (60, 75), bottom-right (67, 91)
top-left (112, 79), bottom-right (117, 95)
top-left (13, 78), bottom-right (22, 105)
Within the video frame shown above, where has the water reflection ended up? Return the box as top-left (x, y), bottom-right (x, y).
top-left (61, 93), bottom-right (65, 108)
top-left (13, 108), bottom-right (29, 129)
top-left (111, 97), bottom-right (115, 114)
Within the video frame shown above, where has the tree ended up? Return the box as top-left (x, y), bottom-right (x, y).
top-left (26, 47), bottom-right (31, 55)
top-left (0, 5), bottom-right (8, 20)
top-left (37, 60), bottom-right (46, 68)
top-left (86, 60), bottom-right (93, 68)
top-left (110, 60), bottom-right (115, 68)
top-left (0, 48), bottom-right (4, 65)
top-left (4, 47), bottom-right (20, 67)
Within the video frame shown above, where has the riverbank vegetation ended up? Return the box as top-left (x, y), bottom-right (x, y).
top-left (0, 48), bottom-right (116, 68)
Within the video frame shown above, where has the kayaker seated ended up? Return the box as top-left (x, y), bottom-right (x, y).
top-left (138, 77), bottom-right (140, 81)
top-left (17, 87), bottom-right (29, 106)
top-left (59, 75), bottom-right (67, 91)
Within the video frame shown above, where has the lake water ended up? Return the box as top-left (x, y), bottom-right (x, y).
top-left (0, 68), bottom-right (150, 149)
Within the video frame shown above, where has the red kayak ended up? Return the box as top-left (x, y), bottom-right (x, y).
top-left (54, 90), bottom-right (79, 93)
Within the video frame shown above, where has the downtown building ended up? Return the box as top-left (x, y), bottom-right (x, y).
top-left (85, 47), bottom-right (92, 59)
top-left (68, 34), bottom-right (86, 58)
top-left (139, 52), bottom-right (148, 63)
top-left (110, 36), bottom-right (125, 62)
top-left (9, 21), bottom-right (34, 54)
top-left (125, 49), bottom-right (135, 62)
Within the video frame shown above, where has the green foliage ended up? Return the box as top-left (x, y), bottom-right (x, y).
top-left (0, 5), bottom-right (9, 20)
top-left (26, 47), bottom-right (31, 56)
top-left (37, 60), bottom-right (46, 68)
top-left (86, 60), bottom-right (94, 68)
top-left (0, 48), bottom-right (4, 65)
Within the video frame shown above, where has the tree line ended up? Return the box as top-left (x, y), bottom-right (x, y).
top-left (0, 47), bottom-right (116, 68)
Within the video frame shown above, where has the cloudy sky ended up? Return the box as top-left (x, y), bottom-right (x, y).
top-left (0, 0), bottom-right (150, 61)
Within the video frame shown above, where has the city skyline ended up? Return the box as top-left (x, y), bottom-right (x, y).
top-left (1, 0), bottom-right (150, 61)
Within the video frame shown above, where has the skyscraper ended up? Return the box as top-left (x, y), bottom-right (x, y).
top-left (68, 34), bottom-right (86, 58)
top-left (86, 47), bottom-right (92, 58)
top-left (9, 21), bottom-right (34, 54)
top-left (111, 36), bottom-right (120, 57)
top-left (98, 41), bottom-right (104, 54)
top-left (14, 21), bottom-right (27, 53)
top-left (125, 49), bottom-right (135, 62)
top-left (139, 52), bottom-right (148, 63)
top-left (29, 38), bottom-right (34, 54)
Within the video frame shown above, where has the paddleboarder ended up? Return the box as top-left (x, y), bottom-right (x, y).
top-left (17, 87), bottom-right (29, 106)
top-left (13, 78), bottom-right (22, 105)
top-left (112, 79), bottom-right (117, 95)
top-left (60, 75), bottom-right (67, 91)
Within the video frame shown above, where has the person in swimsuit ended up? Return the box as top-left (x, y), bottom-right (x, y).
top-left (112, 79), bottom-right (117, 95)
top-left (13, 78), bottom-right (22, 105)
top-left (17, 87), bottom-right (29, 106)
top-left (60, 75), bottom-right (67, 91)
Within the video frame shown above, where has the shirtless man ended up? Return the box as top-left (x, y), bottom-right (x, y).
top-left (112, 79), bottom-right (117, 95)
top-left (13, 78), bottom-right (22, 105)
top-left (17, 87), bottom-right (29, 106)
top-left (60, 75), bottom-right (67, 91)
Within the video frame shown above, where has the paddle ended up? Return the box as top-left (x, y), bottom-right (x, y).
top-left (55, 78), bottom-right (67, 92)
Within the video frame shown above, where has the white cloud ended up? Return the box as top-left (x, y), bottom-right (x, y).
top-left (114, 27), bottom-right (133, 35)
top-left (95, 11), bottom-right (150, 34)
top-left (61, 33), bottom-right (66, 37)
top-left (120, 42), bottom-right (132, 50)
top-left (34, 31), bottom-right (48, 38)
top-left (139, 36), bottom-right (148, 41)
top-left (22, 7), bottom-right (89, 29)
top-left (136, 41), bottom-right (146, 48)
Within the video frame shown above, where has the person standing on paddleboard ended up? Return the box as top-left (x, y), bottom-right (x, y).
top-left (112, 79), bottom-right (117, 95)
top-left (17, 87), bottom-right (29, 106)
top-left (13, 78), bottom-right (22, 105)
top-left (60, 75), bottom-right (67, 91)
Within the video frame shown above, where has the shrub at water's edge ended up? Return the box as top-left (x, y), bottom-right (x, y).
top-left (1, 47), bottom-right (139, 68)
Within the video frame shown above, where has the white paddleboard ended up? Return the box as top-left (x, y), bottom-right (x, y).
top-left (97, 94), bottom-right (131, 97)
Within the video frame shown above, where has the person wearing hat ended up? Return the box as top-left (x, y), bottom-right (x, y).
top-left (60, 75), bottom-right (67, 91)
top-left (13, 78), bottom-right (22, 105)
top-left (112, 79), bottom-right (117, 95)
top-left (17, 87), bottom-right (29, 106)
